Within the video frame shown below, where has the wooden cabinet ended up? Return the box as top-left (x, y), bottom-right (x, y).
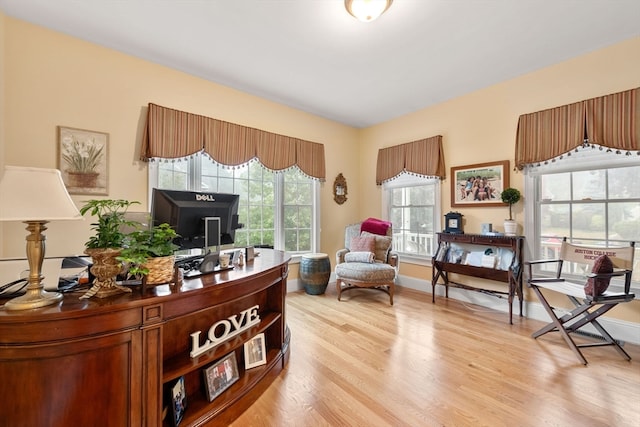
top-left (432, 233), bottom-right (524, 324)
top-left (0, 249), bottom-right (290, 427)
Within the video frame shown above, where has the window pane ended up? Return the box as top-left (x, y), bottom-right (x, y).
top-left (158, 162), bottom-right (188, 190)
top-left (608, 165), bottom-right (640, 199)
top-left (610, 201), bottom-right (640, 241)
top-left (388, 182), bottom-right (437, 257)
top-left (541, 172), bottom-right (570, 201)
top-left (572, 203), bottom-right (605, 240)
top-left (540, 204), bottom-right (570, 238)
top-left (155, 154), bottom-right (317, 253)
top-left (573, 170), bottom-right (606, 200)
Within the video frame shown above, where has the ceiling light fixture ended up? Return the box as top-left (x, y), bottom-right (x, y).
top-left (345, 0), bottom-right (393, 22)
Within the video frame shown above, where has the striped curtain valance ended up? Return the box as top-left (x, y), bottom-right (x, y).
top-left (141, 103), bottom-right (326, 181)
top-left (515, 88), bottom-right (639, 170)
top-left (376, 135), bottom-right (445, 185)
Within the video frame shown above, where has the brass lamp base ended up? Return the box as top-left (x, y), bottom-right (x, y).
top-left (4, 288), bottom-right (63, 310)
top-left (4, 220), bottom-right (63, 311)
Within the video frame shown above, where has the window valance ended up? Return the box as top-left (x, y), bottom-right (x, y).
top-left (141, 103), bottom-right (326, 181)
top-left (376, 135), bottom-right (445, 185)
top-left (515, 88), bottom-right (639, 170)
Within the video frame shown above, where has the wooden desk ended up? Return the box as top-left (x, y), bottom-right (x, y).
top-left (0, 250), bottom-right (290, 426)
top-left (432, 233), bottom-right (524, 324)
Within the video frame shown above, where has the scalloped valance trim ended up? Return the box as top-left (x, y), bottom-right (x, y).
top-left (141, 103), bottom-right (326, 181)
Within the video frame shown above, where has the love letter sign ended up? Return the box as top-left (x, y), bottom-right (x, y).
top-left (190, 305), bottom-right (261, 358)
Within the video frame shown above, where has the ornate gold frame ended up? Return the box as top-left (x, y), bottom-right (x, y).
top-left (333, 173), bottom-right (347, 205)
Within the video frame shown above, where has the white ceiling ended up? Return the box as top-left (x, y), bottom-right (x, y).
top-left (1, 0), bottom-right (639, 128)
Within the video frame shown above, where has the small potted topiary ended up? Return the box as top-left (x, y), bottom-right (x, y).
top-left (118, 222), bottom-right (179, 286)
top-left (501, 187), bottom-right (522, 236)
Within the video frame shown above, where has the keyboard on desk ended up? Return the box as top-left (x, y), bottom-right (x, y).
top-left (175, 254), bottom-right (205, 273)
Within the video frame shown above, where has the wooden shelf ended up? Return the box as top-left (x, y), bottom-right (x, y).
top-left (162, 311), bottom-right (281, 382)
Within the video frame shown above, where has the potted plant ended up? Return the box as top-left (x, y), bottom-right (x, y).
top-left (501, 187), bottom-right (522, 236)
top-left (118, 222), bottom-right (179, 285)
top-left (79, 199), bottom-right (140, 299)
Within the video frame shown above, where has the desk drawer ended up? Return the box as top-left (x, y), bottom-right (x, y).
top-left (472, 236), bottom-right (513, 247)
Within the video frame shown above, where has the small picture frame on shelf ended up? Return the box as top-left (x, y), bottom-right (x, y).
top-left (245, 246), bottom-right (255, 262)
top-left (244, 333), bottom-right (267, 370)
top-left (169, 376), bottom-right (187, 427)
top-left (203, 352), bottom-right (240, 402)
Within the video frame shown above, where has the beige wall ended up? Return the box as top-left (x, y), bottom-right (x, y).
top-left (0, 16), bottom-right (359, 268)
top-left (1, 15), bottom-right (639, 321)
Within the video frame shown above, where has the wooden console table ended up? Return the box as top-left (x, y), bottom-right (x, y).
top-left (431, 233), bottom-right (524, 324)
top-left (0, 249), bottom-right (290, 426)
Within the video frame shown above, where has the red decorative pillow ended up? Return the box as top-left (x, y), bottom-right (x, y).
top-left (350, 236), bottom-right (375, 253)
top-left (584, 255), bottom-right (614, 297)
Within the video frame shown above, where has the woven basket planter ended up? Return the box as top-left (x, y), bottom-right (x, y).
top-left (143, 255), bottom-right (176, 285)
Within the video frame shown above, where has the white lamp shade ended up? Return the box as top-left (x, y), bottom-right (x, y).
top-left (0, 166), bottom-right (82, 221)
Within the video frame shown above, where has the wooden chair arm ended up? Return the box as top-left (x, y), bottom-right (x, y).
top-left (525, 258), bottom-right (562, 266)
top-left (529, 278), bottom-right (566, 283)
top-left (586, 269), bottom-right (631, 279)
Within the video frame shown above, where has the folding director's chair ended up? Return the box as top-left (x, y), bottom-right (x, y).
top-left (526, 238), bottom-right (636, 365)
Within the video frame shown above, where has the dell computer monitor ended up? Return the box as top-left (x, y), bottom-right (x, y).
top-left (151, 189), bottom-right (241, 250)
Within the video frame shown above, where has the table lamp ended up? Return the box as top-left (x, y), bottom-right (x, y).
top-left (0, 166), bottom-right (83, 310)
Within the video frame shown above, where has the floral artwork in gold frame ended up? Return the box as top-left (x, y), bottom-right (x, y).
top-left (58, 126), bottom-right (108, 195)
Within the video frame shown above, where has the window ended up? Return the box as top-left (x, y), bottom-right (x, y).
top-left (383, 173), bottom-right (441, 263)
top-left (149, 153), bottom-right (319, 254)
top-left (525, 149), bottom-right (640, 288)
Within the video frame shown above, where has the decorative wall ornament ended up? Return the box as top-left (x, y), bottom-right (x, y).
top-left (333, 173), bottom-right (348, 205)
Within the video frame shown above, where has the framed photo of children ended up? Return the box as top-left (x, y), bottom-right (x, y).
top-left (57, 126), bottom-right (109, 195)
top-left (203, 352), bottom-right (240, 402)
top-left (451, 160), bottom-right (509, 207)
top-left (244, 333), bottom-right (267, 370)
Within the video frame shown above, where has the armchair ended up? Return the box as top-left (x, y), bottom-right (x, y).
top-left (335, 221), bottom-right (398, 305)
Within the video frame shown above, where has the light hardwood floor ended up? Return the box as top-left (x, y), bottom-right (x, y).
top-left (230, 284), bottom-right (640, 427)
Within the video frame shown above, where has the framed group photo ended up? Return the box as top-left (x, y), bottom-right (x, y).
top-left (451, 160), bottom-right (509, 207)
top-left (57, 125), bottom-right (109, 195)
top-left (244, 333), bottom-right (267, 370)
top-left (203, 352), bottom-right (240, 402)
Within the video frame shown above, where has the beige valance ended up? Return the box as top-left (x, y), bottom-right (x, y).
top-left (376, 135), bottom-right (445, 185)
top-left (141, 103), bottom-right (326, 181)
top-left (515, 88), bottom-right (639, 170)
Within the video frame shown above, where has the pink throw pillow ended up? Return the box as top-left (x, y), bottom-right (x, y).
top-left (351, 236), bottom-right (375, 253)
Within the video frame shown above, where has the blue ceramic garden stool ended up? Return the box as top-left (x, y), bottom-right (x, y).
top-left (300, 253), bottom-right (331, 295)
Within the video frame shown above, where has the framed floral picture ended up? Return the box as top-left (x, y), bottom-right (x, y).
top-left (58, 126), bottom-right (109, 195)
top-left (451, 160), bottom-right (509, 207)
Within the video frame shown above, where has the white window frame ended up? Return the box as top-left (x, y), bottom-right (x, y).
top-left (148, 157), bottom-right (321, 256)
top-left (524, 149), bottom-right (640, 294)
top-left (382, 173), bottom-right (441, 266)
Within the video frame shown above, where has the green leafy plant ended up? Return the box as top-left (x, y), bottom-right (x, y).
top-left (500, 188), bottom-right (522, 221)
top-left (118, 223), bottom-right (179, 277)
top-left (80, 199), bottom-right (141, 249)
